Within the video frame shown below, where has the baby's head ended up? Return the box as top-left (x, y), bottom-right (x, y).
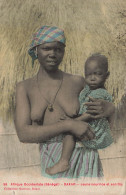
top-left (84, 53), bottom-right (110, 90)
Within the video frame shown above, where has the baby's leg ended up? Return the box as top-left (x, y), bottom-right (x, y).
top-left (46, 135), bottom-right (75, 175)
top-left (60, 134), bottom-right (76, 162)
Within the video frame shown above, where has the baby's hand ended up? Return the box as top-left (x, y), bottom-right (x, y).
top-left (76, 113), bottom-right (94, 122)
top-left (58, 114), bottom-right (72, 122)
top-left (82, 113), bottom-right (93, 120)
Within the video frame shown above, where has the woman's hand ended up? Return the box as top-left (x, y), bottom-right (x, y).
top-left (68, 120), bottom-right (95, 141)
top-left (59, 114), bottom-right (95, 140)
top-left (85, 96), bottom-right (115, 120)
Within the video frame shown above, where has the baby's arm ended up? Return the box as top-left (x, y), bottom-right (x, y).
top-left (75, 113), bottom-right (93, 122)
top-left (59, 113), bottom-right (93, 122)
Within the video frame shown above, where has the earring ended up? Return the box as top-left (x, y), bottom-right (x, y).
top-left (34, 47), bottom-right (38, 58)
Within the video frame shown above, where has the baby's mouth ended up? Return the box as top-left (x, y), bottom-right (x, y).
top-left (89, 83), bottom-right (97, 86)
top-left (89, 84), bottom-right (98, 89)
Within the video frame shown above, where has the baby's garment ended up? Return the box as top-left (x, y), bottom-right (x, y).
top-left (79, 85), bottom-right (113, 150)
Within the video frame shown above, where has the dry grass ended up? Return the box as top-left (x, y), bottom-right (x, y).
top-left (0, 0), bottom-right (126, 122)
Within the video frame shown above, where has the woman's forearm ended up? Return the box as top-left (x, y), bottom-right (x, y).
top-left (15, 121), bottom-right (69, 143)
top-left (15, 119), bottom-right (93, 143)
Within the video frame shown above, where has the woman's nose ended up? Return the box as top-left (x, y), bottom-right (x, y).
top-left (49, 50), bottom-right (56, 58)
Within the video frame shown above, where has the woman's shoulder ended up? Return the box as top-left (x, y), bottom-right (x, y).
top-left (16, 76), bottom-right (37, 93)
top-left (63, 72), bottom-right (85, 88)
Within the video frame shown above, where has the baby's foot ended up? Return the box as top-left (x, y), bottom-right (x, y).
top-left (46, 160), bottom-right (69, 175)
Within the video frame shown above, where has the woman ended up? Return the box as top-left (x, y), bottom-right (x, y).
top-left (15, 26), bottom-right (114, 178)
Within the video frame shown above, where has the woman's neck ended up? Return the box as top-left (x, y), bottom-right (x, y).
top-left (38, 66), bottom-right (62, 80)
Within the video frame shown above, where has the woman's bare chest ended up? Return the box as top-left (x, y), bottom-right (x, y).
top-left (29, 84), bottom-right (80, 123)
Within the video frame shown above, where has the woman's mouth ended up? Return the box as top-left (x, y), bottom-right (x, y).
top-left (47, 61), bottom-right (58, 67)
top-left (47, 61), bottom-right (57, 64)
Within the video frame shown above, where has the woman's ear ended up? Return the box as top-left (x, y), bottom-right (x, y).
top-left (106, 71), bottom-right (110, 79)
top-left (34, 47), bottom-right (38, 58)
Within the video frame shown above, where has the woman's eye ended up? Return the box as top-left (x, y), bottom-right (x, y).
top-left (55, 48), bottom-right (61, 52)
top-left (42, 48), bottom-right (50, 51)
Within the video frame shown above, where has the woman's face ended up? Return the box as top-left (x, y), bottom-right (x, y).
top-left (37, 41), bottom-right (65, 72)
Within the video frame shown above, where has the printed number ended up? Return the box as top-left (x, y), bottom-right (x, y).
top-left (3, 183), bottom-right (7, 186)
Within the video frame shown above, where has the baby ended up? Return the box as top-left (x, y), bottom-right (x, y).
top-left (46, 53), bottom-right (113, 175)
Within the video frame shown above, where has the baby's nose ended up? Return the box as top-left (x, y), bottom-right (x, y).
top-left (90, 75), bottom-right (96, 80)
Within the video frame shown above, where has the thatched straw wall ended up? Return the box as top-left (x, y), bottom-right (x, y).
top-left (0, 0), bottom-right (126, 121)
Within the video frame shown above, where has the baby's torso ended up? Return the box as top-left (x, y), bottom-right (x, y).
top-left (79, 85), bottom-right (113, 113)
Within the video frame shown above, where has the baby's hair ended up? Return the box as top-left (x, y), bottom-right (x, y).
top-left (85, 53), bottom-right (108, 72)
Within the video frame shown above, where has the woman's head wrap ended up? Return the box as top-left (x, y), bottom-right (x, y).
top-left (28, 25), bottom-right (66, 67)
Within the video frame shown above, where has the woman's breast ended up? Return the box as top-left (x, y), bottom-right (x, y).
top-left (30, 93), bottom-right (80, 125)
top-left (43, 94), bottom-right (80, 125)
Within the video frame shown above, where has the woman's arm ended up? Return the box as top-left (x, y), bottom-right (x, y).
top-left (14, 82), bottom-right (93, 143)
top-left (14, 82), bottom-right (70, 143)
top-left (85, 97), bottom-right (115, 120)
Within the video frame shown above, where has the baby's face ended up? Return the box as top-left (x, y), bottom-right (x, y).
top-left (85, 60), bottom-right (107, 90)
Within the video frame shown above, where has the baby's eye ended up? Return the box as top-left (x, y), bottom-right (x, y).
top-left (85, 73), bottom-right (91, 76)
top-left (95, 72), bottom-right (102, 75)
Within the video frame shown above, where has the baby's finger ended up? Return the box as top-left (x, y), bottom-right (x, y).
top-left (60, 114), bottom-right (68, 119)
top-left (60, 117), bottom-right (66, 120)
top-left (81, 135), bottom-right (89, 141)
top-left (88, 96), bottom-right (99, 102)
top-left (87, 126), bottom-right (95, 139)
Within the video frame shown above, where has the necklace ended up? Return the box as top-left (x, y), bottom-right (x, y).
top-left (36, 71), bottom-right (63, 112)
